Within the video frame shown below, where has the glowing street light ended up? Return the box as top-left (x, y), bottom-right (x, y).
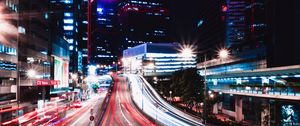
top-left (27, 69), bottom-right (36, 78)
top-left (209, 94), bottom-right (214, 98)
top-left (181, 47), bottom-right (193, 58)
top-left (71, 73), bottom-right (78, 80)
top-left (218, 48), bottom-right (229, 59)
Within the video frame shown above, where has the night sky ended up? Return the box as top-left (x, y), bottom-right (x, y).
top-left (169, 0), bottom-right (225, 59)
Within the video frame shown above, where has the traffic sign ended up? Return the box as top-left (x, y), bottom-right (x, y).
top-left (90, 116), bottom-right (94, 121)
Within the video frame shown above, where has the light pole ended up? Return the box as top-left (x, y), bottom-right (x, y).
top-left (141, 80), bottom-right (144, 111)
top-left (71, 73), bottom-right (78, 101)
top-left (169, 90), bottom-right (172, 103)
top-left (113, 61), bottom-right (117, 72)
top-left (203, 54), bottom-right (207, 124)
top-left (203, 49), bottom-right (229, 124)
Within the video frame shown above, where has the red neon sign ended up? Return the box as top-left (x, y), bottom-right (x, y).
top-left (36, 80), bottom-right (60, 86)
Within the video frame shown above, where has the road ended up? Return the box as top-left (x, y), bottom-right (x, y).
top-left (51, 92), bottom-right (106, 126)
top-left (100, 76), bottom-right (155, 126)
top-left (127, 74), bottom-right (204, 126)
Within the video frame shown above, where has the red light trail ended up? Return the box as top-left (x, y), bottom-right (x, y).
top-left (101, 76), bottom-right (155, 126)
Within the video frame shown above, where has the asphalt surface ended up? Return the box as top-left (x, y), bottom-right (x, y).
top-left (100, 76), bottom-right (155, 126)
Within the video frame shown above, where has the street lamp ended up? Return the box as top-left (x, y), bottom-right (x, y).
top-left (203, 48), bottom-right (230, 124)
top-left (113, 61), bottom-right (118, 72)
top-left (218, 48), bottom-right (229, 59)
top-left (27, 69), bottom-right (37, 78)
top-left (169, 90), bottom-right (172, 103)
top-left (218, 48), bottom-right (230, 73)
top-left (209, 94), bottom-right (214, 98)
top-left (181, 47), bottom-right (193, 58)
top-left (71, 73), bottom-right (78, 80)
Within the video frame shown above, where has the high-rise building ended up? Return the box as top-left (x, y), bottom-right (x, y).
top-left (0, 1), bottom-right (18, 115)
top-left (117, 0), bottom-right (171, 49)
top-left (18, 0), bottom-right (52, 102)
top-left (224, 0), bottom-right (266, 54)
top-left (78, 0), bottom-right (88, 76)
top-left (197, 0), bottom-right (268, 75)
top-left (1, 0), bottom-right (71, 122)
top-left (265, 0), bottom-right (300, 67)
top-left (50, 0), bottom-right (81, 75)
top-left (89, 1), bottom-right (119, 65)
top-left (224, 0), bottom-right (246, 49)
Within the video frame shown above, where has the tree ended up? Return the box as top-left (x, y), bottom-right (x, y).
top-left (170, 68), bottom-right (204, 109)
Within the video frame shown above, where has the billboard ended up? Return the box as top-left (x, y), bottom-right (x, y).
top-left (54, 56), bottom-right (69, 88)
top-left (280, 104), bottom-right (300, 126)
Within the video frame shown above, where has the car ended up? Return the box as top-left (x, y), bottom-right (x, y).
top-left (71, 101), bottom-right (82, 108)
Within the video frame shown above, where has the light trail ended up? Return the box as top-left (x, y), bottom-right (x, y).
top-left (127, 74), bottom-right (204, 126)
top-left (100, 76), bottom-right (154, 126)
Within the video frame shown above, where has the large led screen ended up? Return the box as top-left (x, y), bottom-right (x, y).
top-left (281, 104), bottom-right (299, 126)
top-left (54, 57), bottom-right (69, 88)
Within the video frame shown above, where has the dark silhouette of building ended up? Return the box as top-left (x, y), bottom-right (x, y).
top-left (117, 0), bottom-right (171, 50)
top-left (89, 1), bottom-right (119, 65)
top-left (266, 0), bottom-right (300, 67)
top-left (77, 0), bottom-right (88, 76)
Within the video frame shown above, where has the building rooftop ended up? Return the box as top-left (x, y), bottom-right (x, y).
top-left (123, 43), bottom-right (180, 58)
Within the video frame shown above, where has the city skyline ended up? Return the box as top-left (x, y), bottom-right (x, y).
top-left (1, 0), bottom-right (300, 125)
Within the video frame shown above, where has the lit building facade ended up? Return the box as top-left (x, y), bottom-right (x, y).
top-left (50, 0), bottom-right (81, 75)
top-left (0, 0), bottom-right (71, 123)
top-left (123, 43), bottom-right (196, 77)
top-left (0, 0), bottom-right (18, 111)
top-left (118, 0), bottom-right (171, 49)
top-left (18, 0), bottom-right (52, 102)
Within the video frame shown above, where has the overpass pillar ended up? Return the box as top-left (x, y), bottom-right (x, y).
top-left (261, 100), bottom-right (270, 126)
top-left (235, 96), bottom-right (244, 122)
top-left (212, 102), bottom-right (218, 114)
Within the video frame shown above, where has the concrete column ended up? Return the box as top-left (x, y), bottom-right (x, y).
top-left (235, 96), bottom-right (244, 122)
top-left (261, 100), bottom-right (270, 126)
top-left (213, 103), bottom-right (218, 114)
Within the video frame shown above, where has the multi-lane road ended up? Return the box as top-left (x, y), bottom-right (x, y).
top-left (127, 74), bottom-right (204, 126)
top-left (100, 76), bottom-right (155, 126)
top-left (2, 74), bottom-right (203, 126)
top-left (100, 74), bottom-right (204, 126)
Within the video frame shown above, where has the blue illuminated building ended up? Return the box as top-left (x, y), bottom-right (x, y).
top-left (123, 43), bottom-right (196, 77)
